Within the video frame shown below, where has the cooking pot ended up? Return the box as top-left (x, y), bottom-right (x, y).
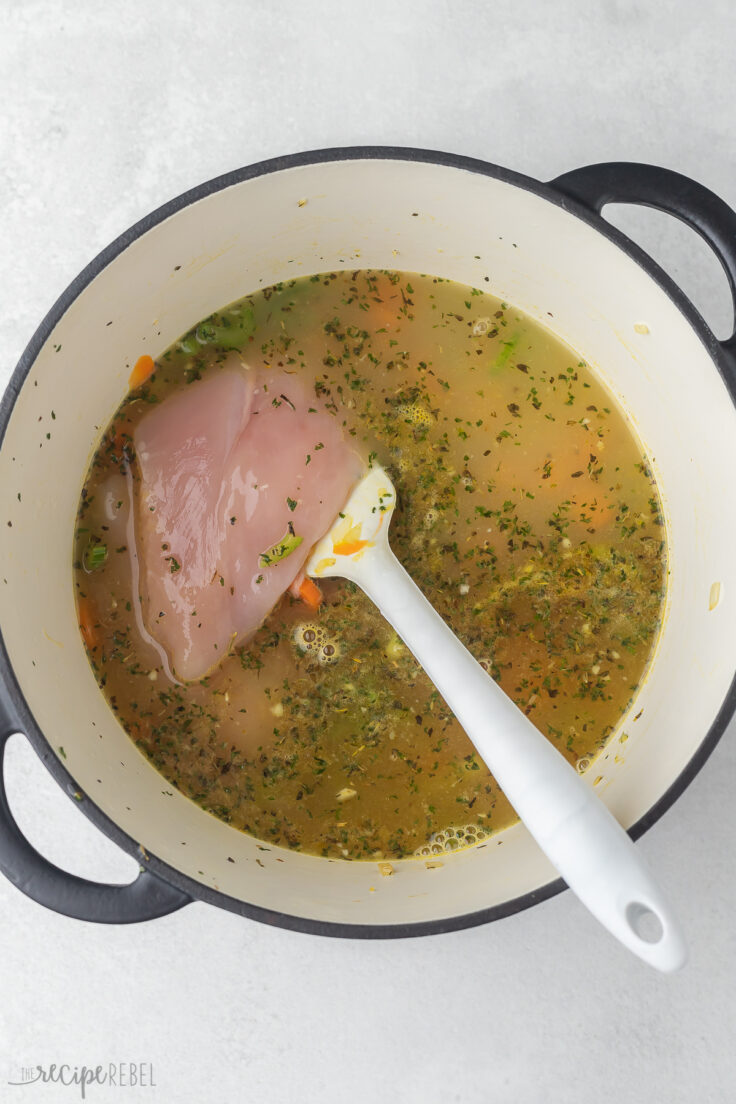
top-left (1, 148), bottom-right (735, 933)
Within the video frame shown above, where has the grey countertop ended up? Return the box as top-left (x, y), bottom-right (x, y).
top-left (1, 2), bottom-right (735, 1101)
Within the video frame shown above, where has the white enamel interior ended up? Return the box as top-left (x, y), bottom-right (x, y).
top-left (1, 157), bottom-right (735, 927)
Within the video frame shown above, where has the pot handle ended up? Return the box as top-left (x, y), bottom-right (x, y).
top-left (549, 162), bottom-right (736, 373)
top-left (0, 724), bottom-right (191, 923)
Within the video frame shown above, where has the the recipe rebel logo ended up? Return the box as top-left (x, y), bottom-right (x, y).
top-left (7, 1062), bottom-right (156, 1098)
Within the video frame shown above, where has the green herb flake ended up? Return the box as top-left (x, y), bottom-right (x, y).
top-left (259, 530), bottom-right (304, 567)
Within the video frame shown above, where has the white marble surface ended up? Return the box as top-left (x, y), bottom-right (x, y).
top-left (1, 2), bottom-right (735, 1101)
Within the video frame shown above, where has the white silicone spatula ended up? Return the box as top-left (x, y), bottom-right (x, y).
top-left (305, 465), bottom-right (687, 971)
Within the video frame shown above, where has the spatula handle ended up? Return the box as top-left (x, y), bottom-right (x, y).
top-left (350, 544), bottom-right (687, 972)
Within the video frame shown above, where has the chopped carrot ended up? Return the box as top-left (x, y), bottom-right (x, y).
top-left (128, 354), bottom-right (155, 390)
top-left (368, 274), bottom-right (402, 332)
top-left (333, 539), bottom-right (371, 557)
top-left (584, 501), bottom-right (616, 532)
top-left (297, 576), bottom-right (323, 610)
top-left (77, 597), bottom-right (99, 650)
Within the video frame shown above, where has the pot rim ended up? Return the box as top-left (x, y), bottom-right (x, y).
top-left (1, 144), bottom-right (735, 937)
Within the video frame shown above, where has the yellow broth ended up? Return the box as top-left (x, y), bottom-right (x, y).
top-left (74, 270), bottom-right (666, 860)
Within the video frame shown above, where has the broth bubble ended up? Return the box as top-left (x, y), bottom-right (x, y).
top-left (414, 822), bottom-right (490, 857)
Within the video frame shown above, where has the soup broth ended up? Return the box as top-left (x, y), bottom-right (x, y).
top-left (74, 270), bottom-right (666, 860)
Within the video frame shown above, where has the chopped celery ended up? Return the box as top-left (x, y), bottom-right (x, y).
top-left (83, 540), bottom-right (107, 572)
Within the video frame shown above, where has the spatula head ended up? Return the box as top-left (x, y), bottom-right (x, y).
top-left (305, 465), bottom-right (396, 579)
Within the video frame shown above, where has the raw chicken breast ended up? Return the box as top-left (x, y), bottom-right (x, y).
top-left (134, 359), bottom-right (363, 680)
